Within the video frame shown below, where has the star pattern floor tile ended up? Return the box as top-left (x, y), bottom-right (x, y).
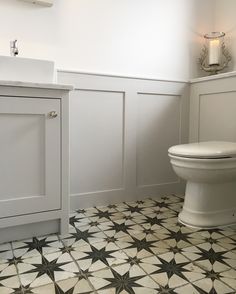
top-left (0, 194), bottom-right (235, 293)
top-left (12, 235), bottom-right (64, 260)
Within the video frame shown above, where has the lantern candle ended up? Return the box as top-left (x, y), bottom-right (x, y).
top-left (209, 39), bottom-right (220, 65)
top-left (199, 32), bottom-right (231, 75)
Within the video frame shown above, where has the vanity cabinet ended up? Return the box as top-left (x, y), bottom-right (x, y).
top-left (0, 81), bottom-right (72, 243)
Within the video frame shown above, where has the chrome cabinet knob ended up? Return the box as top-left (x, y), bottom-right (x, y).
top-left (48, 111), bottom-right (58, 118)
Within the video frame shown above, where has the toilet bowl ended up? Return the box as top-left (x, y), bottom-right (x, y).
top-left (168, 141), bottom-right (236, 228)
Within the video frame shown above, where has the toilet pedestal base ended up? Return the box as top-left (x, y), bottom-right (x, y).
top-left (179, 181), bottom-right (236, 229)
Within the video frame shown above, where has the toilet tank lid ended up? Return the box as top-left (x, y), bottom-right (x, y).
top-left (168, 141), bottom-right (236, 158)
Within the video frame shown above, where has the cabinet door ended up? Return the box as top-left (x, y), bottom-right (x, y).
top-left (0, 97), bottom-right (60, 217)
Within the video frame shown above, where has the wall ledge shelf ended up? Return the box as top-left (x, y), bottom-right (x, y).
top-left (190, 71), bottom-right (236, 84)
top-left (57, 69), bottom-right (189, 84)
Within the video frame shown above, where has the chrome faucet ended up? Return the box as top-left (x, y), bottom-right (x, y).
top-left (10, 40), bottom-right (18, 56)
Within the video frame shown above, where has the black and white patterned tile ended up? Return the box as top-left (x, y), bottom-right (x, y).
top-left (115, 234), bottom-right (170, 260)
top-left (182, 242), bottom-right (236, 273)
top-left (139, 251), bottom-right (206, 289)
top-left (0, 262), bottom-right (22, 293)
top-left (0, 243), bottom-right (14, 264)
top-left (88, 206), bottom-right (125, 224)
top-left (0, 194), bottom-right (236, 294)
top-left (160, 225), bottom-right (205, 249)
top-left (16, 251), bottom-right (79, 289)
top-left (88, 263), bottom-right (159, 293)
top-left (175, 279), bottom-right (235, 294)
top-left (12, 235), bottom-right (64, 260)
top-left (22, 276), bottom-right (94, 294)
top-left (98, 219), bottom-right (143, 240)
top-left (69, 211), bottom-right (93, 227)
top-left (61, 224), bottom-right (107, 249)
top-left (70, 241), bottom-right (128, 273)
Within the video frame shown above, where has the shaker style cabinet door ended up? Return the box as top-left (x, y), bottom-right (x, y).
top-left (0, 97), bottom-right (61, 217)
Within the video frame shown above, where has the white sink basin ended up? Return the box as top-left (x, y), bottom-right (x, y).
top-left (0, 56), bottom-right (55, 83)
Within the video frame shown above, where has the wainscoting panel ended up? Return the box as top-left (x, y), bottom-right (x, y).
top-left (199, 92), bottom-right (236, 141)
top-left (190, 74), bottom-right (236, 143)
top-left (70, 90), bottom-right (125, 195)
top-left (136, 93), bottom-right (180, 189)
top-left (58, 71), bottom-right (189, 208)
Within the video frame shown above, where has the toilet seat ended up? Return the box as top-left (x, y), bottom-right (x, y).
top-left (168, 141), bottom-right (236, 159)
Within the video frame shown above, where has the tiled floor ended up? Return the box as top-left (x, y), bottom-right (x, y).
top-left (0, 195), bottom-right (236, 293)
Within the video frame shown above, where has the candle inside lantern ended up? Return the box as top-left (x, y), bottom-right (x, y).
top-left (209, 39), bottom-right (220, 65)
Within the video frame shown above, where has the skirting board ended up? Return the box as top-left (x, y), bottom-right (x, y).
top-left (0, 219), bottom-right (59, 244)
top-left (136, 182), bottom-right (185, 200)
top-left (70, 189), bottom-right (135, 210)
top-left (70, 182), bottom-right (185, 209)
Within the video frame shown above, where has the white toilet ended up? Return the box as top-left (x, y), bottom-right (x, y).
top-left (168, 141), bottom-right (236, 229)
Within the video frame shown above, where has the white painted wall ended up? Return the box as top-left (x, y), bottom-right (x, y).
top-left (0, 0), bottom-right (213, 80)
top-left (214, 0), bottom-right (236, 72)
top-left (189, 0), bottom-right (215, 78)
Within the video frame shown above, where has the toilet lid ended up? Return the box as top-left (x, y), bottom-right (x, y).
top-left (168, 141), bottom-right (236, 159)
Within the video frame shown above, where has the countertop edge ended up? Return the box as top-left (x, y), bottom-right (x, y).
top-left (0, 80), bottom-right (74, 91)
